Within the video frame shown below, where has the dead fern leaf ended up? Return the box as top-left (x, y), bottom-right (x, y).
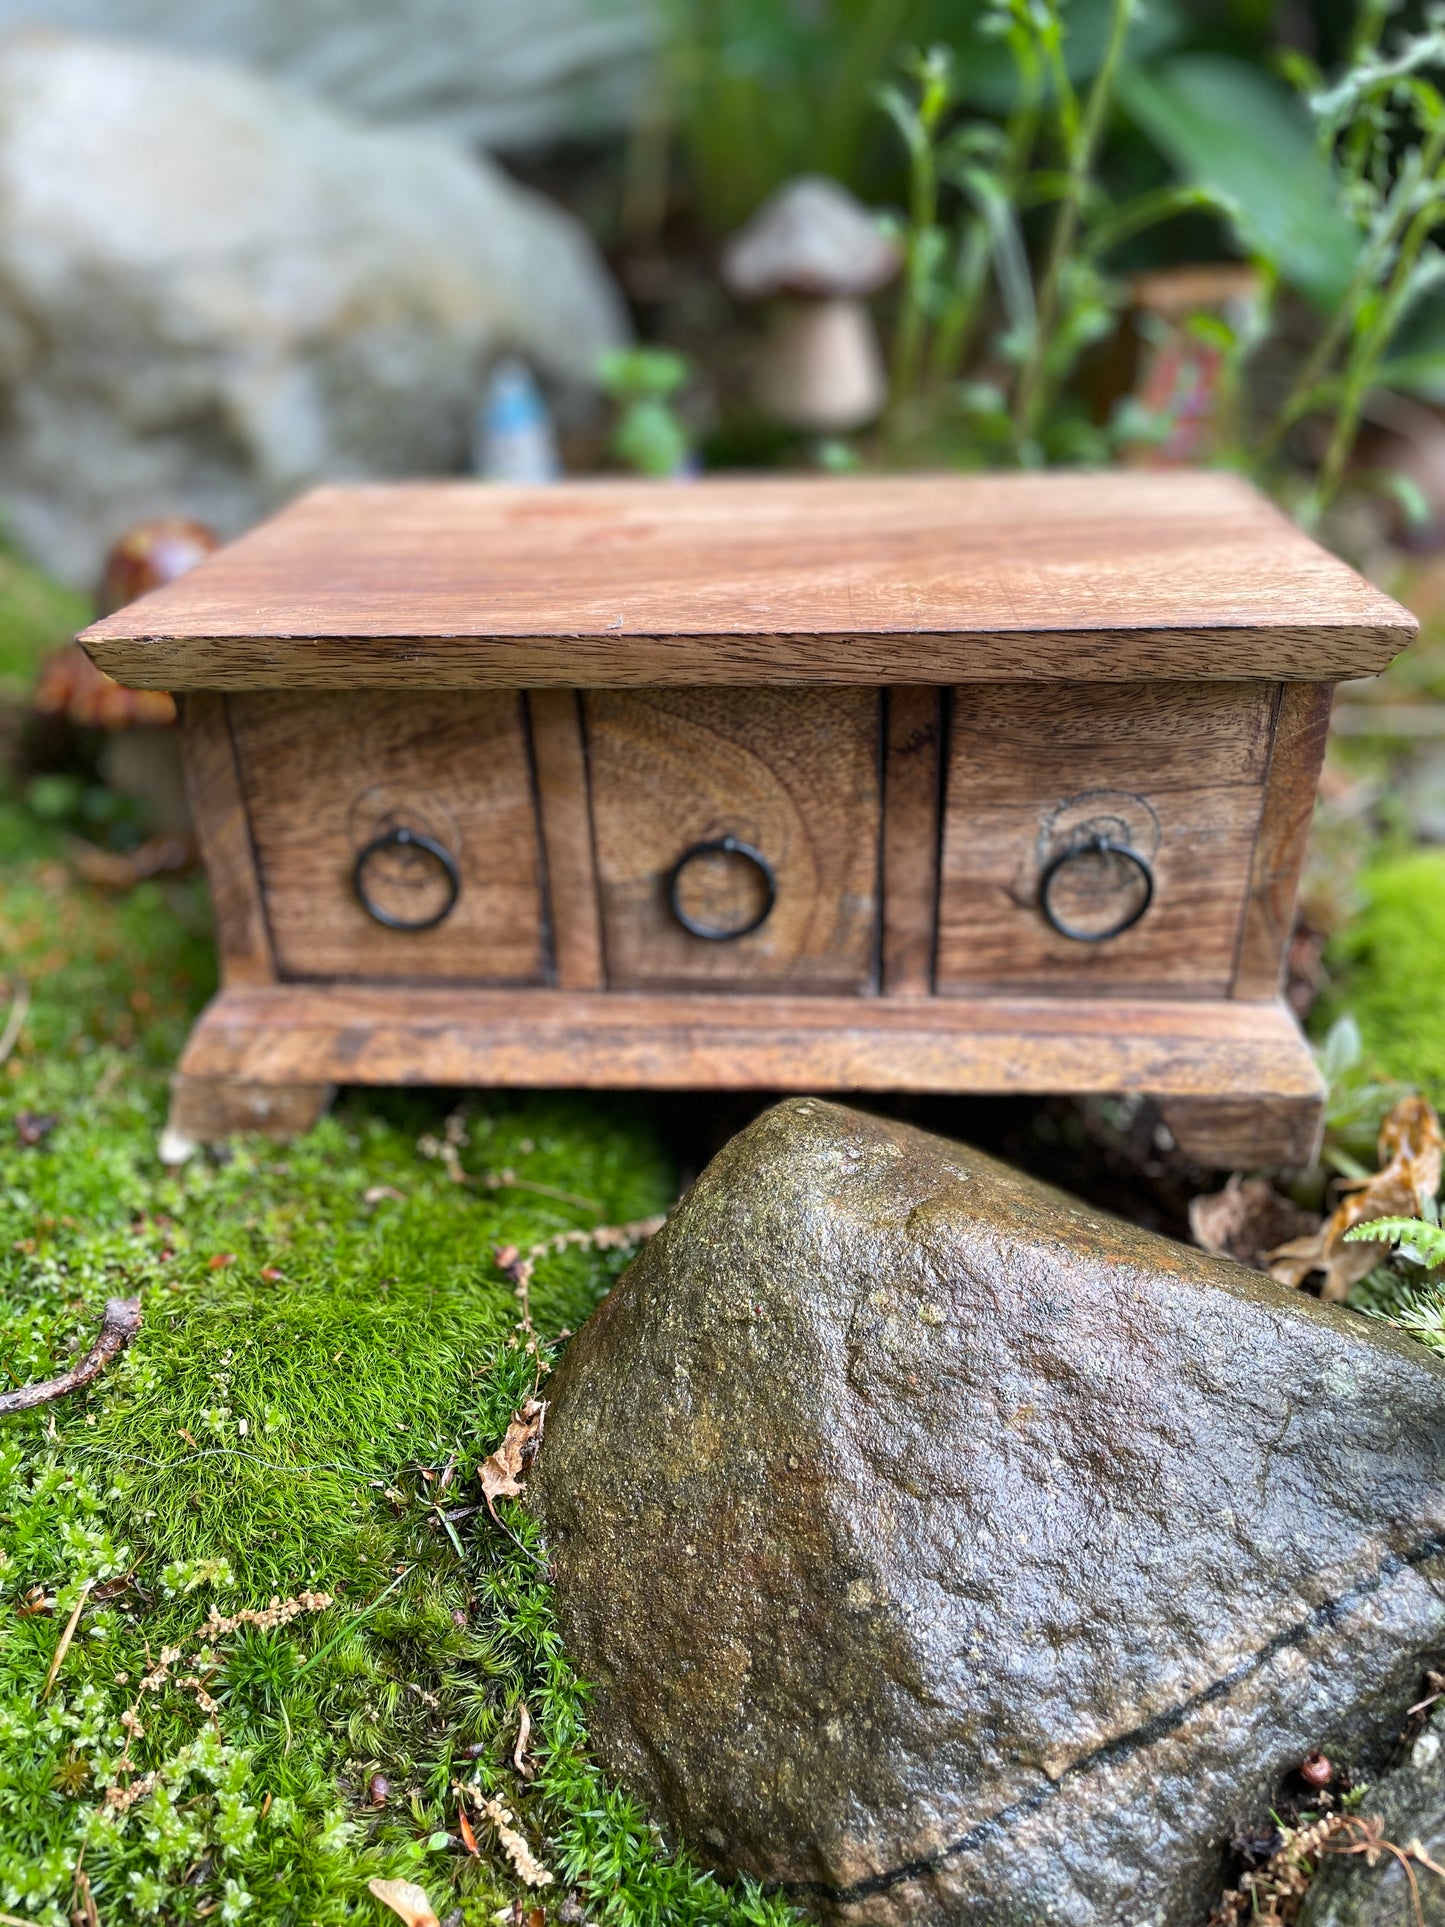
top-left (1270, 1094), bottom-right (1443, 1300)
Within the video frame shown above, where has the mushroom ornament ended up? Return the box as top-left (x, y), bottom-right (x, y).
top-left (722, 176), bottom-right (901, 435)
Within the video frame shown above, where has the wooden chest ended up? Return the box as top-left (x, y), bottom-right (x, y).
top-left (79, 472), bottom-right (1415, 1167)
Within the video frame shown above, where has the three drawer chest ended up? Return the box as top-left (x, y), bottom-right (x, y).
top-left (78, 471), bottom-right (1416, 1167)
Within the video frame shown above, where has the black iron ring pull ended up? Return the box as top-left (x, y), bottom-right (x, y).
top-left (668, 835), bottom-right (776, 941)
top-left (1038, 833), bottom-right (1154, 943)
top-left (353, 826), bottom-right (461, 932)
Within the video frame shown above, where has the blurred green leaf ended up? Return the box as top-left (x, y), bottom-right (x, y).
top-left (954, 0), bottom-right (1187, 112)
top-left (1118, 54), bottom-right (1362, 309)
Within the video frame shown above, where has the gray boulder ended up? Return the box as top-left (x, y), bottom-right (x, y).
top-left (0, 0), bottom-right (657, 150)
top-left (1301, 1707), bottom-right (1445, 1926)
top-left (531, 1099), bottom-right (1445, 1927)
top-left (0, 31), bottom-right (630, 582)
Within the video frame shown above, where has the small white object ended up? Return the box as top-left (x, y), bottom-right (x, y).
top-left (472, 357), bottom-right (561, 483)
top-left (157, 1122), bottom-right (199, 1166)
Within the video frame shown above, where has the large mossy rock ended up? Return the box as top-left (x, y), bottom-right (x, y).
top-left (1300, 1707), bottom-right (1445, 1926)
top-left (531, 1099), bottom-right (1445, 1927)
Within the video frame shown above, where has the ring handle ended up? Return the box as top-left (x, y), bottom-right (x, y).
top-left (353, 826), bottom-right (461, 932)
top-left (667, 835), bottom-right (776, 942)
top-left (1038, 833), bottom-right (1154, 943)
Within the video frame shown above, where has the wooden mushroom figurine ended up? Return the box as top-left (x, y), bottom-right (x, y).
top-left (722, 176), bottom-right (901, 434)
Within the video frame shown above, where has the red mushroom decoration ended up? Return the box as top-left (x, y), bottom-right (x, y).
top-left (35, 518), bottom-right (219, 731)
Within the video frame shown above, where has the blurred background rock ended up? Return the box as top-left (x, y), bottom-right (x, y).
top-left (0, 31), bottom-right (630, 584)
top-left (0, 0), bottom-right (659, 148)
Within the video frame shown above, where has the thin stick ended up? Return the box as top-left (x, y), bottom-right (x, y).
top-left (43, 1580), bottom-right (93, 1701)
top-left (0, 1297), bottom-right (142, 1416)
top-left (0, 978), bottom-right (30, 1068)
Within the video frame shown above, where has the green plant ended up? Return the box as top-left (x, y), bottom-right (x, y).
top-left (1127, 4), bottom-right (1445, 520)
top-left (597, 348), bottom-right (695, 477)
top-left (0, 545), bottom-right (90, 703)
top-left (1345, 1210), bottom-right (1445, 1357)
top-left (657, 0), bottom-right (1188, 239)
top-left (1323, 850), bottom-right (1445, 1108)
top-left (876, 2), bottom-right (1230, 461)
top-left (1312, 1011), bottom-right (1414, 1182)
top-left (661, 0), bottom-right (920, 232)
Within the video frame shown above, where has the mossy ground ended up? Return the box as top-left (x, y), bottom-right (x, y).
top-left (0, 791), bottom-right (796, 1927)
top-left (1322, 848), bottom-right (1445, 1108)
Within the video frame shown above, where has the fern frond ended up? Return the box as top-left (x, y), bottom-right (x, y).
top-left (1345, 1215), bottom-right (1445, 1268)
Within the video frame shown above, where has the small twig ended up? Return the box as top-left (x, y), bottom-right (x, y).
top-left (0, 1297), bottom-right (142, 1416)
top-left (43, 1581), bottom-right (94, 1700)
top-left (0, 978), bottom-right (30, 1068)
top-left (483, 1170), bottom-right (602, 1211)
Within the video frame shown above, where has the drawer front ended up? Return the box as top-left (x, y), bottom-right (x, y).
top-left (585, 687), bottom-right (881, 992)
top-left (937, 682), bottom-right (1275, 996)
top-left (231, 690), bottom-right (546, 983)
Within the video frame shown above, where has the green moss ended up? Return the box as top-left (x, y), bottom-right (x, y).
top-left (0, 550), bottom-right (91, 700)
top-left (0, 802), bottom-right (797, 1927)
top-left (1323, 848), bottom-right (1445, 1105)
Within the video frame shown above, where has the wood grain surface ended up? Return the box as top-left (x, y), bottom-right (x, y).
top-left (584, 687), bottom-right (881, 991)
top-left (228, 690), bottom-right (546, 983)
top-left (527, 689), bottom-right (605, 990)
top-left (1231, 681), bottom-right (1334, 999)
top-left (79, 473), bottom-right (1415, 688)
top-left (937, 682), bottom-right (1274, 996)
top-left (180, 693), bottom-right (275, 986)
top-left (168, 1074), bottom-right (334, 1144)
top-left (881, 686), bottom-right (943, 996)
top-left (1158, 1092), bottom-right (1322, 1169)
top-left (176, 983), bottom-right (1324, 1132)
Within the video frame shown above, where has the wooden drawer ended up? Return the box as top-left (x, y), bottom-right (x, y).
top-left (937, 682), bottom-right (1276, 997)
top-left (230, 690), bottom-right (546, 983)
top-left (584, 687), bottom-right (881, 992)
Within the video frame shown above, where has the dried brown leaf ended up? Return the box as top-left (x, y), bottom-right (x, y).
top-left (368, 1879), bottom-right (441, 1927)
top-left (42, 1581), bottom-right (92, 1700)
top-left (1270, 1094), bottom-right (1444, 1301)
top-left (458, 1798), bottom-right (480, 1857)
top-left (1190, 1177), bottom-right (1319, 1272)
top-left (513, 1699), bottom-right (534, 1777)
top-left (363, 1185), bottom-right (407, 1207)
top-left (479, 1400), bottom-right (546, 1515)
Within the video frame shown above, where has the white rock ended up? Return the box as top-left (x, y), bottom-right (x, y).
top-left (0, 31), bottom-right (631, 582)
top-left (0, 0), bottom-right (658, 149)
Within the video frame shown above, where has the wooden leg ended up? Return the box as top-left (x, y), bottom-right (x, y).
top-left (160, 1074), bottom-right (335, 1163)
top-left (1156, 1092), bottom-right (1324, 1172)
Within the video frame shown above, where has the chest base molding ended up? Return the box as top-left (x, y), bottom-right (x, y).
top-left (165, 984), bottom-right (1324, 1169)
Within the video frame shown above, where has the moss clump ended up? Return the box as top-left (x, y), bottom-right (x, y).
top-left (1323, 848), bottom-right (1445, 1105)
top-left (0, 548), bottom-right (90, 701)
top-left (0, 791), bottom-right (796, 1927)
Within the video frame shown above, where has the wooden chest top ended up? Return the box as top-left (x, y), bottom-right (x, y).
top-left (80, 471), bottom-right (1414, 688)
top-left (84, 471), bottom-right (1415, 1174)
